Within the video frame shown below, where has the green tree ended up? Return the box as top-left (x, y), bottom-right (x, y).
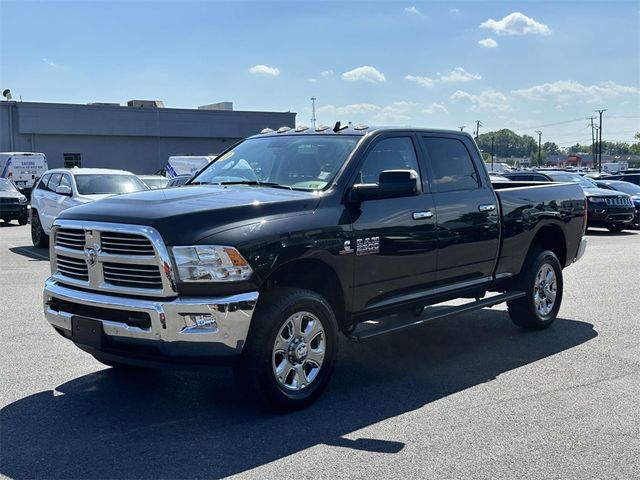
top-left (542, 142), bottom-right (562, 155)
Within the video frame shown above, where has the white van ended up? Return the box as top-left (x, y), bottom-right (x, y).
top-left (165, 155), bottom-right (216, 178)
top-left (0, 152), bottom-right (48, 193)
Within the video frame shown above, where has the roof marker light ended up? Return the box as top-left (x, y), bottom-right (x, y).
top-left (260, 128), bottom-right (274, 134)
top-left (353, 124), bottom-right (369, 131)
top-left (277, 126), bottom-right (292, 133)
top-left (295, 125), bottom-right (309, 132)
top-left (315, 125), bottom-right (330, 132)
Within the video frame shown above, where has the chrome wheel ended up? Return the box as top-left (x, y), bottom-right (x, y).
top-left (534, 263), bottom-right (557, 316)
top-left (272, 311), bottom-right (326, 391)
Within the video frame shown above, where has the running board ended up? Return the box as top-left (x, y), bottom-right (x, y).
top-left (349, 291), bottom-right (526, 342)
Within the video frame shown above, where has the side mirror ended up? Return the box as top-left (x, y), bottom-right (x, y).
top-left (55, 185), bottom-right (72, 196)
top-left (349, 169), bottom-right (418, 203)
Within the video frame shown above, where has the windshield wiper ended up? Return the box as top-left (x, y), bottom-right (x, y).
top-left (218, 180), bottom-right (292, 190)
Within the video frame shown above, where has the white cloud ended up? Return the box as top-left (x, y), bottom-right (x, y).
top-left (316, 101), bottom-right (418, 123)
top-left (478, 38), bottom-right (498, 48)
top-left (450, 8), bottom-right (460, 14)
top-left (423, 103), bottom-right (449, 115)
top-left (480, 12), bottom-right (550, 36)
top-left (404, 6), bottom-right (426, 18)
top-left (439, 67), bottom-right (481, 83)
top-left (450, 89), bottom-right (511, 112)
top-left (341, 66), bottom-right (386, 82)
top-left (321, 69), bottom-right (334, 78)
top-left (307, 78), bottom-right (318, 83)
top-left (512, 80), bottom-right (640, 103)
top-left (248, 64), bottom-right (280, 76)
top-left (404, 74), bottom-right (435, 87)
top-left (42, 58), bottom-right (57, 67)
top-left (317, 103), bottom-right (380, 116)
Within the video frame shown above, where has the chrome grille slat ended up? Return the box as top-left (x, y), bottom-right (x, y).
top-left (103, 261), bottom-right (163, 289)
top-left (100, 232), bottom-right (155, 256)
top-left (56, 254), bottom-right (88, 281)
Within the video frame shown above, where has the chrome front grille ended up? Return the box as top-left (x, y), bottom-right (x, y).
top-left (100, 232), bottom-right (155, 256)
top-left (605, 196), bottom-right (632, 207)
top-left (51, 220), bottom-right (176, 297)
top-left (56, 254), bottom-right (89, 281)
top-left (55, 228), bottom-right (85, 250)
top-left (103, 262), bottom-right (163, 289)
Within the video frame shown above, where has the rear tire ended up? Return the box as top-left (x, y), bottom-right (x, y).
top-left (507, 249), bottom-right (563, 330)
top-left (607, 225), bottom-right (625, 232)
top-left (233, 287), bottom-right (339, 411)
top-left (31, 211), bottom-right (49, 248)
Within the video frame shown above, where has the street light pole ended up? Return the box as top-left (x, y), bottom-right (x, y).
top-left (535, 130), bottom-right (542, 167)
top-left (310, 96), bottom-right (317, 129)
top-left (595, 109), bottom-right (607, 173)
top-left (491, 136), bottom-right (495, 171)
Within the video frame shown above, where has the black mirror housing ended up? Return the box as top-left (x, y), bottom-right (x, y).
top-left (349, 169), bottom-right (418, 203)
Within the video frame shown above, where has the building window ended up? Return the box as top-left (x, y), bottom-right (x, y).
top-left (64, 153), bottom-right (81, 168)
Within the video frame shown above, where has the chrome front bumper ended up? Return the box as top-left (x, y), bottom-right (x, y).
top-left (44, 278), bottom-right (258, 361)
top-left (574, 236), bottom-right (587, 263)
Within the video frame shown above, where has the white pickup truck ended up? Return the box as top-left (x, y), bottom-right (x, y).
top-left (30, 168), bottom-right (148, 247)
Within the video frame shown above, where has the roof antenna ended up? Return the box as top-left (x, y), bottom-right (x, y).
top-left (333, 121), bottom-right (348, 133)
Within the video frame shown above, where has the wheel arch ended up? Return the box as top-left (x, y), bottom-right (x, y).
top-left (528, 225), bottom-right (567, 268)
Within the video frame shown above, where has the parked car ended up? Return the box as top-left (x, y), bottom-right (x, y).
top-left (505, 170), bottom-right (634, 232)
top-left (163, 155), bottom-right (217, 178)
top-left (30, 168), bottom-right (148, 248)
top-left (0, 178), bottom-right (28, 225)
top-left (43, 126), bottom-right (587, 410)
top-left (138, 175), bottom-right (169, 189)
top-left (166, 174), bottom-right (192, 187)
top-left (602, 173), bottom-right (640, 187)
top-left (594, 179), bottom-right (640, 229)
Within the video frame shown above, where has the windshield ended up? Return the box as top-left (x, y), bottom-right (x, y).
top-left (192, 135), bottom-right (360, 191)
top-left (545, 172), bottom-right (597, 189)
top-left (0, 179), bottom-right (18, 192)
top-left (141, 177), bottom-right (169, 189)
top-left (75, 174), bottom-right (148, 195)
top-left (602, 181), bottom-right (640, 195)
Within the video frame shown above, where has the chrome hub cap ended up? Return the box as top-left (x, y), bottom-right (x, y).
top-left (534, 263), bottom-right (557, 316)
top-left (272, 311), bottom-right (326, 391)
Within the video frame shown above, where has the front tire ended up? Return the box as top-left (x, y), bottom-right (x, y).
top-left (507, 249), bottom-right (563, 330)
top-left (234, 287), bottom-right (339, 411)
top-left (18, 216), bottom-right (28, 226)
top-left (31, 211), bottom-right (49, 248)
top-left (607, 225), bottom-right (625, 232)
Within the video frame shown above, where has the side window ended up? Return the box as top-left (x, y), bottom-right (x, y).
top-left (421, 137), bottom-right (479, 192)
top-left (64, 153), bottom-right (81, 168)
top-left (37, 173), bottom-right (52, 190)
top-left (48, 173), bottom-right (62, 192)
top-left (532, 174), bottom-right (549, 182)
top-left (59, 174), bottom-right (72, 191)
top-left (357, 137), bottom-right (420, 185)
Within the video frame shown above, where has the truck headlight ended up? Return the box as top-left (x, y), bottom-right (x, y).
top-left (587, 197), bottom-right (605, 204)
top-left (18, 196), bottom-right (27, 204)
top-left (171, 246), bottom-right (253, 282)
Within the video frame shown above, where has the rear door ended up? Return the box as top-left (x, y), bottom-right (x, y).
top-left (350, 134), bottom-right (438, 311)
top-left (419, 134), bottom-right (500, 288)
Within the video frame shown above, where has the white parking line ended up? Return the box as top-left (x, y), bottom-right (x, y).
top-left (7, 244), bottom-right (50, 261)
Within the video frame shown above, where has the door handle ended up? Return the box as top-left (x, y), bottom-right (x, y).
top-left (412, 211), bottom-right (434, 220)
top-left (478, 204), bottom-right (496, 212)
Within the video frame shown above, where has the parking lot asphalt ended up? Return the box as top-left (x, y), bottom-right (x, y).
top-left (1, 223), bottom-right (639, 480)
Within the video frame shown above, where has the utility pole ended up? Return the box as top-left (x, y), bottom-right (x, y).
top-left (588, 117), bottom-right (596, 168)
top-left (474, 120), bottom-right (482, 140)
top-left (595, 109), bottom-right (607, 173)
top-left (535, 130), bottom-right (542, 167)
top-left (491, 136), bottom-right (495, 171)
top-left (459, 126), bottom-right (466, 132)
top-left (310, 96), bottom-right (317, 128)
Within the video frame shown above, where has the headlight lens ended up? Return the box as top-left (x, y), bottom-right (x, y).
top-left (171, 245), bottom-right (253, 282)
top-left (587, 197), bottom-right (605, 204)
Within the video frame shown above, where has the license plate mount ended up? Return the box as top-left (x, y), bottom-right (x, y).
top-left (71, 316), bottom-right (104, 349)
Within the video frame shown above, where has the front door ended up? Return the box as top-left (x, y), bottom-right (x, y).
top-left (349, 135), bottom-right (438, 312)
top-left (419, 134), bottom-right (500, 287)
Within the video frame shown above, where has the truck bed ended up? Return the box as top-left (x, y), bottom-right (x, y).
top-left (491, 181), bottom-right (586, 278)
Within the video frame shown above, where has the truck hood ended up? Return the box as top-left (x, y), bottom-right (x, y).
top-left (58, 185), bottom-right (321, 245)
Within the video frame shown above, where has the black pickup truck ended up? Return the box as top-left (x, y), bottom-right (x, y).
top-left (43, 126), bottom-right (587, 410)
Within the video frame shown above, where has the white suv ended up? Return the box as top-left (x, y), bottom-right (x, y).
top-left (30, 168), bottom-right (148, 248)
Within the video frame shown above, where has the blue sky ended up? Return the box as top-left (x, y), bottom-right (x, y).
top-left (1, 0), bottom-right (639, 146)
